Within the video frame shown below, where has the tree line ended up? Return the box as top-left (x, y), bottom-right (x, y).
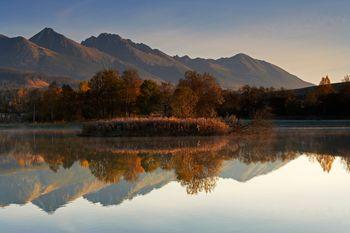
top-left (1, 69), bottom-right (350, 122)
top-left (221, 75), bottom-right (350, 119)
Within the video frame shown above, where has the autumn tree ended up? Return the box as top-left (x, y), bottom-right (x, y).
top-left (176, 71), bottom-right (223, 117)
top-left (218, 90), bottom-right (241, 117)
top-left (195, 73), bottom-right (223, 117)
top-left (88, 69), bottom-right (121, 118)
top-left (76, 81), bottom-right (90, 119)
top-left (25, 89), bottom-right (42, 122)
top-left (172, 151), bottom-right (222, 195)
top-left (265, 89), bottom-right (301, 117)
top-left (0, 91), bottom-right (11, 113)
top-left (41, 82), bottom-right (61, 121)
top-left (137, 80), bottom-right (162, 115)
top-left (59, 85), bottom-right (78, 121)
top-left (79, 81), bottom-right (90, 93)
top-left (238, 86), bottom-right (268, 117)
top-left (318, 75), bottom-right (334, 96)
top-left (171, 86), bottom-right (198, 117)
top-left (10, 88), bottom-right (27, 114)
top-left (159, 82), bottom-right (174, 116)
top-left (120, 69), bottom-right (142, 116)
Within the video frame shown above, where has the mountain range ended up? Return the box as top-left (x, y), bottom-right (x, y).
top-left (0, 28), bottom-right (313, 89)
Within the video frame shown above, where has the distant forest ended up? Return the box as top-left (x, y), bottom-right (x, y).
top-left (1, 69), bottom-right (350, 122)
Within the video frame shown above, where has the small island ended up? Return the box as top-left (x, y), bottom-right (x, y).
top-left (81, 117), bottom-right (230, 137)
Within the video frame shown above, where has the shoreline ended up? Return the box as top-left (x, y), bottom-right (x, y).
top-left (1, 119), bottom-right (350, 133)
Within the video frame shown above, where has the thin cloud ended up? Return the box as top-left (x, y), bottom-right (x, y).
top-left (56, 0), bottom-right (95, 18)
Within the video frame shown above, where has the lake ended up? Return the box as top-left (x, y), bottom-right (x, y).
top-left (0, 126), bottom-right (350, 233)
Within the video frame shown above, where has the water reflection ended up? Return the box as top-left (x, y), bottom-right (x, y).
top-left (0, 128), bottom-right (350, 213)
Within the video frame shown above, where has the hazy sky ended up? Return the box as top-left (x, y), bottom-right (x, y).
top-left (1, 0), bottom-right (350, 84)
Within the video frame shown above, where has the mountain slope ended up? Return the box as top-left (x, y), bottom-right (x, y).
top-left (174, 53), bottom-right (312, 89)
top-left (0, 35), bottom-right (58, 68)
top-left (217, 53), bottom-right (311, 88)
top-left (0, 29), bottom-right (128, 80)
top-left (82, 33), bottom-right (188, 82)
top-left (0, 67), bottom-right (78, 89)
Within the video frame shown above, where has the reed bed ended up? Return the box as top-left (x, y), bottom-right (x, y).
top-left (81, 117), bottom-right (230, 137)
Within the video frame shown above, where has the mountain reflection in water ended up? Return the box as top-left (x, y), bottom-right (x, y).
top-left (0, 128), bottom-right (350, 213)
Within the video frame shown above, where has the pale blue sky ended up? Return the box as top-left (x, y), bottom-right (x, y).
top-left (1, 0), bottom-right (350, 83)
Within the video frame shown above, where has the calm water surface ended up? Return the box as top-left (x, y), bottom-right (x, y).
top-left (0, 127), bottom-right (350, 233)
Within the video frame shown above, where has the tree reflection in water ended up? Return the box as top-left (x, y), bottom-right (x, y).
top-left (1, 128), bottom-right (350, 195)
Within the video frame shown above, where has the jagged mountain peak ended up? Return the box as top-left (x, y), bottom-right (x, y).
top-left (30, 27), bottom-right (66, 44)
top-left (233, 52), bottom-right (253, 59)
top-left (217, 53), bottom-right (256, 64)
top-left (83, 33), bottom-right (128, 45)
top-left (29, 27), bottom-right (118, 63)
top-left (82, 32), bottom-right (158, 55)
top-left (36, 27), bottom-right (57, 35)
top-left (41, 27), bottom-right (55, 33)
top-left (30, 28), bottom-right (77, 51)
top-left (30, 28), bottom-right (80, 54)
top-left (174, 54), bottom-right (215, 63)
top-left (97, 33), bottom-right (122, 40)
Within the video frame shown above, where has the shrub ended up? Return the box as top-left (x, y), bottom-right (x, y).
top-left (81, 117), bottom-right (229, 137)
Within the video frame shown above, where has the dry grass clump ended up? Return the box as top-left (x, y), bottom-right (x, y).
top-left (81, 117), bottom-right (229, 137)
